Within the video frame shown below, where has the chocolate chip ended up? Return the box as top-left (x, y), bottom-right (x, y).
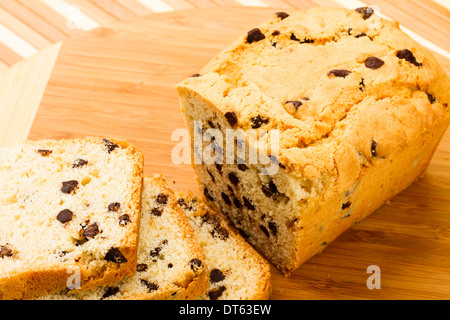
top-left (246, 28), bottom-right (265, 44)
top-left (149, 247), bottom-right (162, 260)
top-left (137, 264), bottom-right (148, 272)
top-left (371, 140), bottom-right (378, 157)
top-left (251, 115), bottom-right (269, 129)
top-left (221, 192), bottom-right (231, 205)
top-left (105, 247), bottom-right (127, 263)
top-left (204, 188), bottom-right (214, 202)
top-left (61, 180), bottom-right (78, 194)
top-left (290, 32), bottom-right (314, 43)
top-left (342, 202), bottom-right (351, 210)
top-left (285, 100), bottom-right (302, 110)
top-left (37, 149), bottom-right (52, 156)
top-left (82, 222), bottom-right (99, 238)
top-left (206, 169), bottom-right (216, 182)
top-left (272, 30), bottom-right (280, 36)
top-left (72, 158), bottom-right (88, 168)
top-left (228, 172), bottom-right (239, 186)
top-left (328, 69), bottom-right (351, 78)
top-left (243, 197), bottom-right (255, 210)
top-left (275, 12), bottom-right (289, 20)
top-left (151, 208), bottom-right (162, 217)
top-left (57, 209), bottom-right (73, 224)
top-left (156, 194), bottom-right (168, 205)
top-left (149, 240), bottom-right (168, 261)
top-left (0, 245), bottom-right (13, 258)
top-left (290, 33), bottom-right (300, 41)
top-left (262, 181), bottom-right (278, 197)
top-left (301, 38), bottom-right (314, 43)
top-left (208, 286), bottom-right (226, 300)
top-left (238, 163), bottom-right (248, 171)
top-left (190, 73), bottom-right (201, 77)
top-left (233, 197), bottom-right (242, 208)
top-left (365, 56), bottom-right (384, 69)
top-left (103, 139), bottom-right (119, 153)
top-left (355, 7), bottom-right (374, 20)
top-left (189, 258), bottom-right (203, 274)
top-left (168, 263), bottom-right (173, 268)
top-left (141, 279), bottom-right (159, 292)
top-left (355, 32), bottom-right (368, 38)
top-left (396, 49), bottom-right (422, 67)
top-left (177, 198), bottom-right (194, 211)
top-left (101, 286), bottom-right (120, 300)
top-left (211, 225), bottom-right (229, 240)
top-left (224, 112), bottom-right (238, 127)
top-left (118, 214), bottom-right (130, 226)
top-left (108, 202), bottom-right (121, 212)
top-left (268, 221), bottom-right (278, 236)
top-left (262, 185), bottom-right (273, 197)
top-left (207, 120), bottom-right (215, 128)
top-left (427, 93), bottom-right (436, 104)
top-left (270, 181), bottom-right (279, 193)
top-left (202, 213), bottom-right (220, 227)
top-left (177, 197), bottom-right (186, 208)
top-left (260, 225), bottom-right (270, 237)
top-left (215, 162), bottom-right (223, 173)
top-left (210, 269), bottom-right (226, 283)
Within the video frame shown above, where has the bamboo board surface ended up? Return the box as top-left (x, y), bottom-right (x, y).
top-left (6, 7), bottom-right (450, 299)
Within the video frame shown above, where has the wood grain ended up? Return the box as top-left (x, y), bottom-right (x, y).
top-left (24, 7), bottom-right (450, 299)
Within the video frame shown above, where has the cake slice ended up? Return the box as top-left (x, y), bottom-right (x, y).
top-left (39, 175), bottom-right (209, 300)
top-left (176, 191), bottom-right (272, 300)
top-left (0, 137), bottom-right (144, 299)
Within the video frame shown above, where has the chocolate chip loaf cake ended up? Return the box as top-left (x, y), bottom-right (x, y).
top-left (40, 175), bottom-right (208, 300)
top-left (176, 7), bottom-right (450, 275)
top-left (0, 137), bottom-right (144, 299)
top-left (176, 191), bottom-right (271, 300)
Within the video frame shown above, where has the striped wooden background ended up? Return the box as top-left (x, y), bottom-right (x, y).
top-left (0, 0), bottom-right (449, 300)
top-left (0, 0), bottom-right (449, 72)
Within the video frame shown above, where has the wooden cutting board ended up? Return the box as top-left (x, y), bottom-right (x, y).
top-left (20, 7), bottom-right (450, 299)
